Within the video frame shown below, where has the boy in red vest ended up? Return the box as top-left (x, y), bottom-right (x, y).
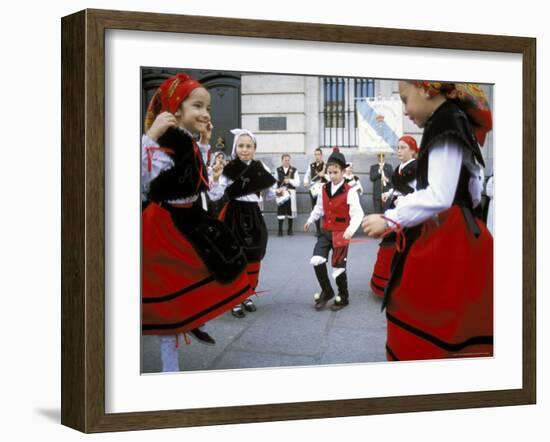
top-left (304, 149), bottom-right (364, 311)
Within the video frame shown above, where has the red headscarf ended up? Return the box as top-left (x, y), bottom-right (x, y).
top-left (409, 81), bottom-right (493, 146)
top-left (144, 73), bottom-right (203, 131)
top-left (398, 135), bottom-right (419, 153)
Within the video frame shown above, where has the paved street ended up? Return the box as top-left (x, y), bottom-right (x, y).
top-left (141, 231), bottom-right (387, 373)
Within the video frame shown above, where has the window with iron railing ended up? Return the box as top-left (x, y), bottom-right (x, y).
top-left (321, 77), bottom-right (375, 147)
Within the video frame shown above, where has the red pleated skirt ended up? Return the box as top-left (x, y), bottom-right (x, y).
top-left (386, 205), bottom-right (493, 361)
top-left (370, 243), bottom-right (396, 298)
top-left (142, 203), bottom-right (253, 335)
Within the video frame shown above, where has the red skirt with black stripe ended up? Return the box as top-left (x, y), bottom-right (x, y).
top-left (142, 203), bottom-right (253, 335)
top-left (370, 242), bottom-right (396, 298)
top-left (386, 205), bottom-right (493, 361)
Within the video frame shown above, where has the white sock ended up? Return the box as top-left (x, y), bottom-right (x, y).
top-left (160, 335), bottom-right (180, 372)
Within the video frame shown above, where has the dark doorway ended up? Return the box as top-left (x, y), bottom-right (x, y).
top-left (141, 67), bottom-right (241, 159)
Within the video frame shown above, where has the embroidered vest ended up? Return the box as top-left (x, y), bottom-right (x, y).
top-left (277, 166), bottom-right (297, 189)
top-left (147, 128), bottom-right (209, 202)
top-left (309, 162), bottom-right (326, 183)
top-left (321, 182), bottom-right (351, 231)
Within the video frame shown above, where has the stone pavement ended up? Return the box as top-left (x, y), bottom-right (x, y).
top-left (141, 231), bottom-right (387, 373)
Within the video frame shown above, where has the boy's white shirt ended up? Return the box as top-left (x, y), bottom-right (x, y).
top-left (207, 160), bottom-right (278, 203)
top-left (384, 139), bottom-right (484, 228)
top-left (307, 180), bottom-right (364, 238)
top-left (141, 132), bottom-right (210, 205)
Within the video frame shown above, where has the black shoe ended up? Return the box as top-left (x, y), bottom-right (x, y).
top-left (188, 328), bottom-right (216, 345)
top-left (314, 291), bottom-right (334, 311)
top-left (242, 299), bottom-right (257, 312)
top-left (330, 296), bottom-right (349, 311)
top-left (278, 230), bottom-right (283, 237)
top-left (231, 305), bottom-right (246, 318)
top-left (314, 299), bottom-right (328, 311)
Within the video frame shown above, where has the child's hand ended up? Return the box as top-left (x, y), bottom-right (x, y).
top-left (362, 214), bottom-right (387, 237)
top-left (343, 231), bottom-right (352, 241)
top-left (211, 164), bottom-right (223, 182)
top-left (146, 112), bottom-right (178, 141)
top-left (199, 121), bottom-right (213, 145)
top-left (304, 222), bottom-right (311, 232)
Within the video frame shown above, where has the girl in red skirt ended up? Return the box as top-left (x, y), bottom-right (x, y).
top-left (208, 129), bottom-right (278, 318)
top-left (370, 136), bottom-right (419, 298)
top-left (362, 81), bottom-right (493, 361)
top-left (141, 74), bottom-right (253, 371)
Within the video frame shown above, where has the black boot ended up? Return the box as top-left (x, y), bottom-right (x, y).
top-left (313, 263), bottom-right (335, 310)
top-left (331, 271), bottom-right (350, 311)
top-left (278, 219), bottom-right (284, 236)
top-left (287, 218), bottom-right (294, 236)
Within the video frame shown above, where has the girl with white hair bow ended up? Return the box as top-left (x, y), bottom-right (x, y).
top-left (208, 129), bottom-right (278, 318)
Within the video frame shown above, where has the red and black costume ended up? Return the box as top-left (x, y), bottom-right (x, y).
top-left (141, 72), bottom-right (254, 337)
top-left (307, 149), bottom-right (364, 311)
top-left (383, 98), bottom-right (493, 361)
top-left (217, 158), bottom-right (277, 291)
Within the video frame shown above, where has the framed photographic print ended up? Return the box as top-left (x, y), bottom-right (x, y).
top-left (61, 8), bottom-right (536, 433)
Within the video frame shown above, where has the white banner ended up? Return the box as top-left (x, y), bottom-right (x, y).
top-left (357, 97), bottom-right (403, 153)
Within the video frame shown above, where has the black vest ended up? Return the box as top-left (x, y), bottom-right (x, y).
top-left (147, 128), bottom-right (209, 202)
top-left (276, 166), bottom-right (298, 189)
top-left (391, 160), bottom-right (417, 196)
top-left (309, 161), bottom-right (327, 183)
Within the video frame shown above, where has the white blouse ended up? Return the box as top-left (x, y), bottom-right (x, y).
top-left (384, 139), bottom-right (484, 228)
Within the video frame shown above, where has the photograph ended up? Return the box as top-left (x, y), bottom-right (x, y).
top-left (139, 68), bottom-right (495, 374)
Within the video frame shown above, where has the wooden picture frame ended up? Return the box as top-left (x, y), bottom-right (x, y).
top-left (61, 8), bottom-right (536, 433)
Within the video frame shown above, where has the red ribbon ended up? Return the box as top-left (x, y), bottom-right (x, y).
top-left (145, 146), bottom-right (161, 173)
top-left (380, 216), bottom-right (405, 253)
top-left (192, 141), bottom-right (210, 192)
